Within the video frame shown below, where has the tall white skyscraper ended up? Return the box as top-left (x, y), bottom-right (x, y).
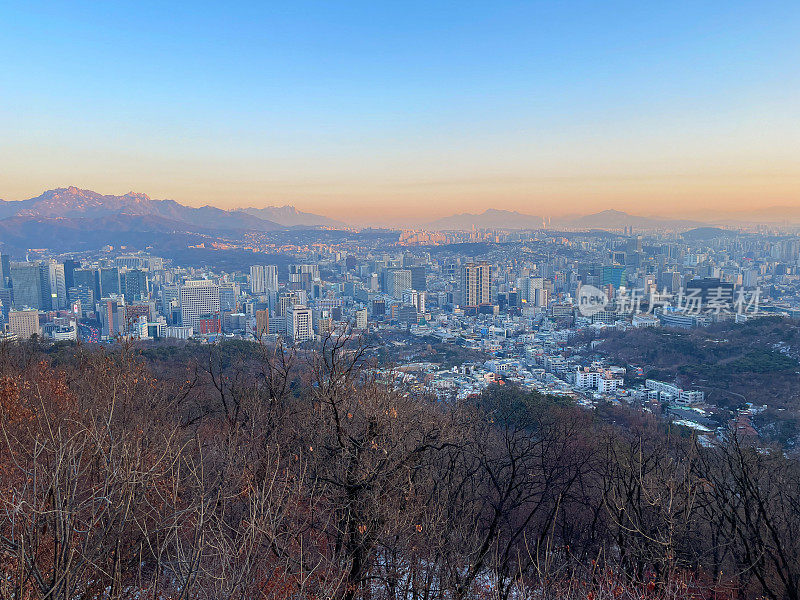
top-left (250, 265), bottom-right (279, 294)
top-left (180, 280), bottom-right (220, 330)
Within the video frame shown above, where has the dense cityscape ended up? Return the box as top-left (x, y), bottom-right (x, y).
top-left (3, 216), bottom-right (800, 453)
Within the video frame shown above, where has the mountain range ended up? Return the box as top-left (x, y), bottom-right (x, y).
top-left (237, 205), bottom-right (345, 228)
top-left (3, 187), bottom-right (798, 255)
top-left (0, 187), bottom-right (349, 254)
top-left (0, 186), bottom-right (347, 230)
top-left (0, 187), bottom-right (284, 232)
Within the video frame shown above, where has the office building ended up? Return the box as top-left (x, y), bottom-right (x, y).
top-left (287, 304), bottom-right (314, 342)
top-left (288, 264), bottom-right (318, 292)
top-left (219, 281), bottom-right (240, 311)
top-left (47, 261), bottom-right (67, 310)
top-left (8, 309), bottom-right (40, 339)
top-left (278, 291), bottom-right (303, 317)
top-left (313, 309), bottom-right (333, 336)
top-left (385, 269), bottom-right (412, 299)
top-left (62, 259), bottom-right (76, 294)
top-left (180, 280), bottom-right (220, 331)
top-left (602, 265), bottom-right (626, 289)
top-left (122, 269), bottom-right (149, 302)
top-left (410, 266), bottom-right (427, 291)
top-left (100, 267), bottom-right (121, 296)
top-left (100, 298), bottom-right (122, 337)
top-left (69, 286), bottom-right (95, 315)
top-left (0, 253), bottom-right (10, 288)
top-left (10, 262), bottom-right (44, 309)
top-left (73, 268), bottom-right (100, 302)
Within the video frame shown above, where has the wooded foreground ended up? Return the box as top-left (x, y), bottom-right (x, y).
top-left (1, 336), bottom-right (799, 600)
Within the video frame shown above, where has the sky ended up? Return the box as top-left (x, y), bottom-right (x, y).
top-left (1, 1), bottom-right (799, 225)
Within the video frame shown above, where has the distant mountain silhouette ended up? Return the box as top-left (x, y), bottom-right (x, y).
top-left (0, 187), bottom-right (283, 232)
top-left (238, 205), bottom-right (344, 228)
top-left (681, 227), bottom-right (737, 240)
top-left (558, 209), bottom-right (704, 230)
top-left (426, 207), bottom-right (704, 231)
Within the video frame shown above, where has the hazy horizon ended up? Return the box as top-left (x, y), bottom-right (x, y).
top-left (2, 1), bottom-right (799, 223)
top-left (7, 184), bottom-right (800, 229)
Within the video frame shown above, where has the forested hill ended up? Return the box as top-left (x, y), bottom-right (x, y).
top-left (1, 337), bottom-right (799, 600)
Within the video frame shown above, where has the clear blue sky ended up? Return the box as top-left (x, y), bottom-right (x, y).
top-left (1, 1), bottom-right (798, 223)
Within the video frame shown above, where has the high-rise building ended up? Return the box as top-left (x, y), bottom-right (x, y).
top-left (69, 286), bottom-right (95, 315)
top-left (287, 304), bottom-right (314, 342)
top-left (37, 262), bottom-right (53, 311)
top-left (289, 264), bottom-right (319, 279)
top-left (161, 284), bottom-right (181, 323)
top-left (288, 264), bottom-right (318, 292)
top-left (390, 303), bottom-right (418, 323)
top-left (100, 267), bottom-right (121, 296)
top-left (250, 265), bottom-right (279, 294)
top-left (313, 309), bottom-right (333, 336)
top-left (180, 280), bottom-right (220, 331)
top-left (0, 288), bottom-right (12, 321)
top-left (10, 262), bottom-right (44, 310)
top-left (626, 235), bottom-right (643, 254)
top-left (742, 269), bottom-right (758, 289)
top-left (517, 276), bottom-right (543, 303)
top-left (410, 266), bottom-right (427, 291)
top-left (355, 307), bottom-right (368, 330)
top-left (62, 259), bottom-right (76, 294)
top-left (73, 268), bottom-right (100, 302)
top-left (602, 265), bottom-right (626, 289)
top-left (122, 269), bottom-right (149, 302)
top-left (385, 269), bottom-right (412, 299)
top-left (100, 298), bottom-right (122, 337)
top-left (402, 289), bottom-right (426, 314)
top-left (219, 281), bottom-right (240, 311)
top-left (47, 261), bottom-right (67, 310)
top-left (278, 291), bottom-right (303, 317)
top-left (461, 262), bottom-right (492, 308)
top-left (0, 253), bottom-right (11, 288)
top-left (254, 309), bottom-right (269, 338)
top-left (8, 309), bottom-right (40, 339)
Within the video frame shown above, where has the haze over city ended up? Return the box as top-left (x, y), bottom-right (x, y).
top-left (2, 1), bottom-right (799, 224)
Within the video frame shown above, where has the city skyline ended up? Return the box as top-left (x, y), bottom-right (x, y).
top-left (2, 1), bottom-right (799, 223)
